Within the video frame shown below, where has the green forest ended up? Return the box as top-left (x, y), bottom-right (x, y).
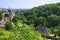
top-left (0, 2), bottom-right (60, 40)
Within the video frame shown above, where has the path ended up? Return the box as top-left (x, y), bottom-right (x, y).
top-left (0, 13), bottom-right (14, 28)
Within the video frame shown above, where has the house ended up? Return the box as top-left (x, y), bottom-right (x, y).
top-left (3, 9), bottom-right (12, 20)
top-left (36, 24), bottom-right (50, 36)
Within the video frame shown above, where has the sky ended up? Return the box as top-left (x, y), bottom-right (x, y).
top-left (0, 0), bottom-right (60, 9)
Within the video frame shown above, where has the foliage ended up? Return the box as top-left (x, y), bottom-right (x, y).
top-left (0, 28), bottom-right (11, 40)
top-left (34, 16), bottom-right (47, 26)
top-left (50, 25), bottom-right (60, 36)
top-left (9, 24), bottom-right (46, 40)
top-left (12, 3), bottom-right (60, 38)
top-left (5, 21), bottom-right (13, 30)
top-left (13, 3), bottom-right (60, 27)
top-left (0, 11), bottom-right (3, 21)
top-left (0, 21), bottom-right (46, 40)
top-left (0, 2), bottom-right (60, 40)
top-left (47, 15), bottom-right (60, 27)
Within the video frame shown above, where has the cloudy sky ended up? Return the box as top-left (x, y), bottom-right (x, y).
top-left (0, 0), bottom-right (60, 9)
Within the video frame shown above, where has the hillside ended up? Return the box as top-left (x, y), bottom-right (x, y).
top-left (14, 2), bottom-right (60, 27)
top-left (0, 2), bottom-right (60, 40)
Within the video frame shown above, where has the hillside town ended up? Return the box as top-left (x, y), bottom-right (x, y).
top-left (0, 8), bottom-right (15, 28)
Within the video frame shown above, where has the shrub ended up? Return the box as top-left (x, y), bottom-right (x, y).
top-left (50, 25), bottom-right (60, 36)
top-left (0, 28), bottom-right (11, 40)
top-left (5, 21), bottom-right (13, 31)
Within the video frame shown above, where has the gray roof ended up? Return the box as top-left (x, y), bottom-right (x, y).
top-left (36, 25), bottom-right (49, 32)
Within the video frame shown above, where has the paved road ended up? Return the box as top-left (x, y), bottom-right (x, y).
top-left (0, 15), bottom-right (14, 27)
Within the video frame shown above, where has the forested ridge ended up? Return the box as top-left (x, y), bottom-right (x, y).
top-left (14, 3), bottom-right (60, 27)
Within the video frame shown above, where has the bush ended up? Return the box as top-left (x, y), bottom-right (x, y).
top-left (50, 25), bottom-right (60, 36)
top-left (5, 21), bottom-right (13, 31)
top-left (0, 11), bottom-right (3, 21)
top-left (0, 28), bottom-right (11, 40)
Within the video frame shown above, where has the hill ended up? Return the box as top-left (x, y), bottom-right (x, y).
top-left (13, 2), bottom-right (60, 27)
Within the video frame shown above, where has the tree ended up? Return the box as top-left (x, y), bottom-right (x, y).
top-left (47, 15), bottom-right (60, 27)
top-left (50, 25), bottom-right (60, 36)
top-left (34, 16), bottom-right (47, 26)
top-left (5, 21), bottom-right (13, 30)
top-left (0, 11), bottom-right (3, 21)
